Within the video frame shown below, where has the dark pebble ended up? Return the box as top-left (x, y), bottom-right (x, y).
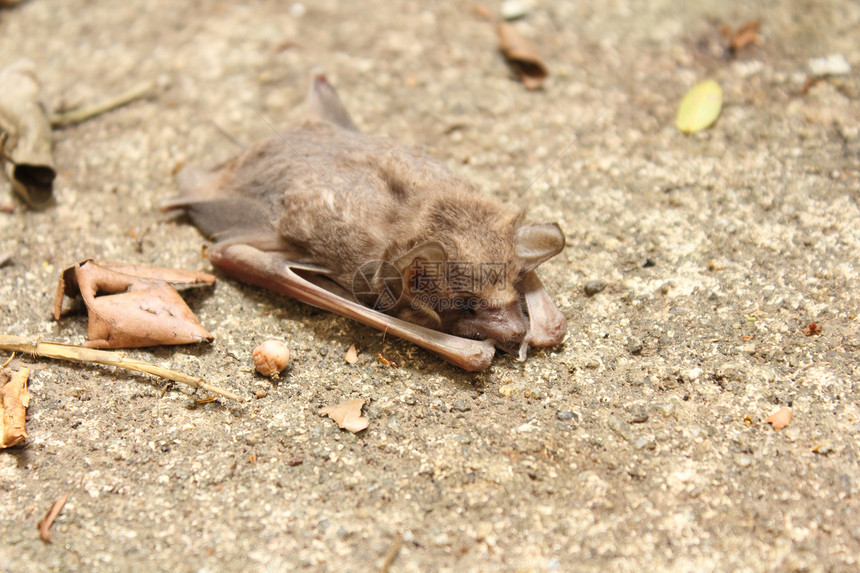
top-left (583, 279), bottom-right (607, 297)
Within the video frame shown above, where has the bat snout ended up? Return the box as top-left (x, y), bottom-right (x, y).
top-left (470, 301), bottom-right (528, 344)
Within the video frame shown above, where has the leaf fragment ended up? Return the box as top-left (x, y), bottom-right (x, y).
top-left (344, 343), bottom-right (358, 365)
top-left (497, 22), bottom-right (548, 90)
top-left (676, 79), bottom-right (722, 134)
top-left (53, 260), bottom-right (215, 349)
top-left (0, 366), bottom-right (30, 448)
top-left (0, 59), bottom-right (56, 206)
top-left (320, 398), bottom-right (369, 433)
top-left (765, 407), bottom-right (792, 431)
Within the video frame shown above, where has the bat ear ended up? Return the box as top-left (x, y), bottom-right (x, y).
top-left (395, 241), bottom-right (448, 295)
top-left (307, 68), bottom-right (358, 131)
top-left (515, 223), bottom-right (565, 272)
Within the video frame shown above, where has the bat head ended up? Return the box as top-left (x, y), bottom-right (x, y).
top-left (386, 196), bottom-right (565, 345)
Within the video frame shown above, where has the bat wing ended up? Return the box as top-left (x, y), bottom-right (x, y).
top-left (164, 191), bottom-right (496, 369)
top-left (206, 241), bottom-right (496, 371)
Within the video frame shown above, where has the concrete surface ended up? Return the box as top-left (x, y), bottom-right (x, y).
top-left (1, 0), bottom-right (859, 571)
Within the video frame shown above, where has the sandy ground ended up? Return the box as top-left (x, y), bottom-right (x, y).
top-left (1, 0), bottom-right (859, 571)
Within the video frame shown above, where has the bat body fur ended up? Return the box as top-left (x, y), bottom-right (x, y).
top-left (164, 72), bottom-right (566, 370)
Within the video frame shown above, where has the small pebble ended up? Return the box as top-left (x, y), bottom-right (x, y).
top-left (626, 337), bottom-right (643, 355)
top-left (608, 415), bottom-right (632, 441)
top-left (500, 0), bottom-right (531, 21)
top-left (583, 279), bottom-right (607, 297)
top-left (808, 53), bottom-right (851, 77)
top-left (633, 436), bottom-right (656, 450)
top-left (556, 411), bottom-right (577, 422)
top-left (253, 340), bottom-right (291, 377)
top-left (255, 390), bottom-right (268, 399)
top-left (451, 399), bottom-right (471, 412)
top-left (629, 411), bottom-right (649, 424)
top-left (289, 2), bottom-right (307, 18)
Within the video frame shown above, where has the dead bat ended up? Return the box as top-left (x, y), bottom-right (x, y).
top-left (162, 71), bottom-right (567, 371)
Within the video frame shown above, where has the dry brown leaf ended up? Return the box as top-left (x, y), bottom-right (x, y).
top-left (54, 260), bottom-right (215, 349)
top-left (0, 366), bottom-right (30, 448)
top-left (0, 60), bottom-right (55, 206)
top-left (37, 493), bottom-right (68, 543)
top-left (344, 343), bottom-right (358, 364)
top-left (765, 407), bottom-right (792, 431)
top-left (497, 22), bottom-right (548, 90)
top-left (320, 398), bottom-right (369, 433)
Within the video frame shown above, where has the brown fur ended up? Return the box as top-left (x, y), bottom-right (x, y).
top-left (167, 72), bottom-right (565, 352)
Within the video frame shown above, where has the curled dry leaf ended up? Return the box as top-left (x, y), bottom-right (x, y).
top-left (676, 79), bottom-right (722, 134)
top-left (0, 366), bottom-right (30, 448)
top-left (497, 22), bottom-right (548, 90)
top-left (253, 340), bottom-right (290, 377)
top-left (344, 343), bottom-right (358, 364)
top-left (765, 407), bottom-right (792, 431)
top-left (0, 59), bottom-right (56, 206)
top-left (320, 398), bottom-right (369, 433)
top-left (53, 260), bottom-right (215, 349)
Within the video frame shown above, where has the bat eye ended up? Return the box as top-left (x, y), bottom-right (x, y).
top-left (455, 296), bottom-right (478, 315)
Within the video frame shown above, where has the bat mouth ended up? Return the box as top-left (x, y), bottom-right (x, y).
top-left (461, 301), bottom-right (528, 345)
top-left (490, 338), bottom-right (530, 361)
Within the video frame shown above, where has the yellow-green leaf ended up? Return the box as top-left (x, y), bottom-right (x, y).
top-left (676, 79), bottom-right (723, 134)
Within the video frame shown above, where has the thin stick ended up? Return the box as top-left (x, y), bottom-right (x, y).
top-left (0, 335), bottom-right (241, 401)
top-left (50, 81), bottom-right (156, 128)
top-left (379, 532), bottom-right (403, 573)
top-left (38, 493), bottom-right (68, 543)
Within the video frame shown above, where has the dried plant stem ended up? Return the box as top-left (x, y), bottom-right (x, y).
top-left (38, 493), bottom-right (68, 543)
top-left (50, 81), bottom-right (156, 128)
top-left (380, 532), bottom-right (403, 573)
top-left (0, 335), bottom-right (241, 401)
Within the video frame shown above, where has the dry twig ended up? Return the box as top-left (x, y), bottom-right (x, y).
top-left (380, 532), bottom-right (403, 573)
top-left (50, 81), bottom-right (156, 128)
top-left (0, 335), bottom-right (241, 401)
top-left (38, 493), bottom-right (68, 543)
